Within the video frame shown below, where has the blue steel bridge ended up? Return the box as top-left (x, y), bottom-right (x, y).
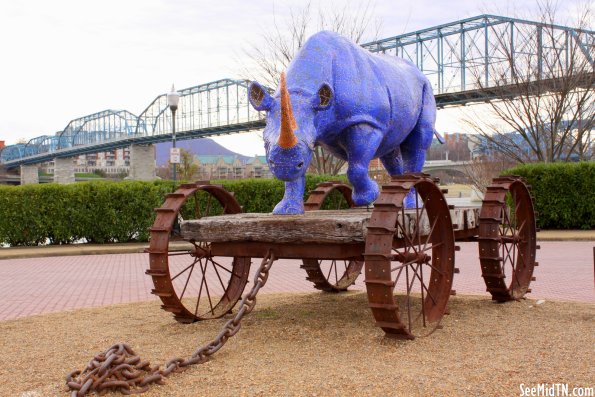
top-left (1, 14), bottom-right (593, 169)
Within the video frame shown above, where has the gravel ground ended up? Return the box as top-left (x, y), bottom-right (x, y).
top-left (2, 292), bottom-right (593, 397)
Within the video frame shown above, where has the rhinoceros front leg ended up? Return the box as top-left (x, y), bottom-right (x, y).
top-left (273, 175), bottom-right (305, 215)
top-left (343, 124), bottom-right (383, 206)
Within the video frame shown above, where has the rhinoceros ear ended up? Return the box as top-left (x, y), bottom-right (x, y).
top-left (248, 81), bottom-right (273, 111)
top-left (313, 83), bottom-right (333, 110)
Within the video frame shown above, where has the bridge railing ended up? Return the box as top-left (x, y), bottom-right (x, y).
top-left (0, 80), bottom-right (265, 166)
top-left (362, 14), bottom-right (594, 97)
top-left (136, 78), bottom-right (264, 137)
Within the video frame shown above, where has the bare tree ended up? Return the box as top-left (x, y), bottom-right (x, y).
top-left (241, 1), bottom-right (381, 175)
top-left (464, 2), bottom-right (594, 164)
top-left (463, 155), bottom-right (516, 194)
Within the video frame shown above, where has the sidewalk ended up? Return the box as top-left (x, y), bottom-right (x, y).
top-left (0, 241), bottom-right (593, 321)
top-left (1, 230), bottom-right (593, 260)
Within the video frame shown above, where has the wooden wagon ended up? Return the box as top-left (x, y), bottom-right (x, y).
top-left (146, 173), bottom-right (538, 339)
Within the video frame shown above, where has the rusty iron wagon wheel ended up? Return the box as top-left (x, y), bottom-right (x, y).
top-left (146, 182), bottom-right (251, 323)
top-left (301, 181), bottom-right (364, 292)
top-left (479, 176), bottom-right (537, 302)
top-left (364, 174), bottom-right (455, 339)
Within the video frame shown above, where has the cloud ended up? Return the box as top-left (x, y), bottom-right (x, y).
top-left (0, 0), bottom-right (589, 145)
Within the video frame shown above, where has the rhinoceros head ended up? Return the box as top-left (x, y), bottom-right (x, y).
top-left (248, 72), bottom-right (332, 182)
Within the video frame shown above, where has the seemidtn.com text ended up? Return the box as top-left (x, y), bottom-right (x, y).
top-left (520, 384), bottom-right (594, 397)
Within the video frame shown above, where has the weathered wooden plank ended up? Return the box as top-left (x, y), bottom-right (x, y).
top-left (182, 210), bottom-right (371, 244)
top-left (181, 207), bottom-right (480, 244)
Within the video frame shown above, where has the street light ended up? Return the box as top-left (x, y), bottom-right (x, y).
top-left (167, 84), bottom-right (181, 189)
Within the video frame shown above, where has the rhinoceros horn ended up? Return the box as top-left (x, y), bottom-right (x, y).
top-left (278, 72), bottom-right (298, 149)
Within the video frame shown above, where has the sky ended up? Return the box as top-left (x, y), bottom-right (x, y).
top-left (0, 0), bottom-right (589, 155)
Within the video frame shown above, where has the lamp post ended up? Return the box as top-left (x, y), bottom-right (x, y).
top-left (167, 85), bottom-right (181, 190)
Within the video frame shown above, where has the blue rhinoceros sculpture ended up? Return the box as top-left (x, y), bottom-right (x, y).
top-left (249, 31), bottom-right (441, 215)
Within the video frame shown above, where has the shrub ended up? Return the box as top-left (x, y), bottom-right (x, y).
top-left (0, 175), bottom-right (349, 246)
top-left (505, 162), bottom-right (595, 229)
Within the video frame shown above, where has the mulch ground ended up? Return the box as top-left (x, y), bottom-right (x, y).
top-left (2, 292), bottom-right (593, 396)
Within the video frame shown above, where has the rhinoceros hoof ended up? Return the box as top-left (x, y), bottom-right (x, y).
top-left (352, 185), bottom-right (380, 206)
top-left (273, 200), bottom-right (305, 215)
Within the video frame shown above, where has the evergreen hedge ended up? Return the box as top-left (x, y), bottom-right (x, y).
top-left (0, 175), bottom-right (347, 246)
top-left (505, 162), bottom-right (595, 230)
top-left (2, 163), bottom-right (591, 245)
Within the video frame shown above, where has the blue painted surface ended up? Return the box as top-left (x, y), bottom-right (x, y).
top-left (250, 31), bottom-right (438, 214)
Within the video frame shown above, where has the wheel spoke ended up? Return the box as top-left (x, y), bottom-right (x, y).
top-left (501, 241), bottom-right (514, 269)
top-left (424, 260), bottom-right (446, 277)
top-left (201, 262), bottom-right (215, 315)
top-left (415, 194), bottom-right (428, 250)
top-left (418, 264), bottom-right (426, 327)
top-left (412, 263), bottom-right (438, 305)
top-left (194, 262), bottom-right (207, 317)
top-left (421, 216), bottom-right (439, 254)
top-left (210, 258), bottom-right (243, 279)
top-left (168, 251), bottom-right (193, 257)
top-left (391, 257), bottom-right (420, 272)
top-left (171, 259), bottom-right (199, 281)
top-left (326, 260), bottom-right (334, 281)
top-left (209, 257), bottom-right (228, 293)
top-left (405, 266), bottom-right (412, 332)
top-left (397, 206), bottom-right (417, 254)
top-left (393, 264), bottom-right (406, 286)
top-left (179, 261), bottom-right (196, 301)
top-left (510, 241), bottom-right (522, 289)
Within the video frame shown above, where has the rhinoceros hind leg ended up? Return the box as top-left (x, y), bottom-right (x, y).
top-left (343, 124), bottom-right (382, 206)
top-left (400, 84), bottom-right (437, 208)
top-left (380, 148), bottom-right (404, 176)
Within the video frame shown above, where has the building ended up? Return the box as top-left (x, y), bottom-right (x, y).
top-left (41, 148), bottom-right (131, 175)
top-left (195, 155), bottom-right (272, 180)
top-left (245, 156), bottom-right (272, 178)
top-left (75, 148), bottom-right (130, 174)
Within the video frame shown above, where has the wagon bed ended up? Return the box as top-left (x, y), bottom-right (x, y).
top-left (147, 174), bottom-right (537, 340)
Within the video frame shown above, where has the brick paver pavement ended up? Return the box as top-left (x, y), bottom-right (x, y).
top-left (0, 241), bottom-right (593, 321)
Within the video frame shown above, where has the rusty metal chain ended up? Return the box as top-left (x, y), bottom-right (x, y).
top-left (66, 250), bottom-right (276, 396)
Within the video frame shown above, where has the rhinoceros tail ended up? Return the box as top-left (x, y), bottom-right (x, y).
top-left (278, 72), bottom-right (298, 149)
top-left (434, 130), bottom-right (445, 144)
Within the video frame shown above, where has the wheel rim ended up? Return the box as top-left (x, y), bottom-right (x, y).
top-left (302, 181), bottom-right (363, 292)
top-left (365, 174), bottom-right (455, 339)
top-left (479, 177), bottom-right (537, 301)
top-left (148, 183), bottom-right (251, 323)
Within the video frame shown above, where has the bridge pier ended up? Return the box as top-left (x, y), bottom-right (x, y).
top-left (129, 144), bottom-right (156, 180)
top-left (54, 157), bottom-right (76, 184)
top-left (20, 165), bottom-right (39, 185)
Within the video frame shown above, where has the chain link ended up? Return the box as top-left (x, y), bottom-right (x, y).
top-left (66, 251), bottom-right (276, 396)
